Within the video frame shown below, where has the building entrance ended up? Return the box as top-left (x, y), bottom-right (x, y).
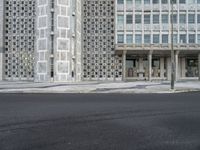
top-left (186, 58), bottom-right (198, 77)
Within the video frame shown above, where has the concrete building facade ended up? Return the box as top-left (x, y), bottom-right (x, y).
top-left (116, 0), bottom-right (200, 81)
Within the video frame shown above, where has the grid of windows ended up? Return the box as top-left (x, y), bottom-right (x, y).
top-left (83, 0), bottom-right (122, 80)
top-left (4, 0), bottom-right (35, 80)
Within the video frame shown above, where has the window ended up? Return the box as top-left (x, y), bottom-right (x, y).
top-left (153, 0), bottom-right (159, 4)
top-left (135, 34), bottom-right (142, 44)
top-left (162, 34), bottom-right (168, 43)
top-left (117, 15), bottom-right (124, 25)
top-left (189, 34), bottom-right (195, 43)
top-left (162, 0), bottom-right (168, 4)
top-left (117, 34), bottom-right (124, 43)
top-left (198, 0), bottom-right (200, 4)
top-left (171, 0), bottom-right (176, 4)
top-left (180, 34), bottom-right (187, 44)
top-left (153, 34), bottom-right (160, 44)
top-left (179, 0), bottom-right (185, 4)
top-left (153, 15), bottom-right (159, 24)
top-left (173, 34), bottom-right (178, 44)
top-left (135, 0), bottom-right (141, 4)
top-left (126, 34), bottom-right (133, 44)
top-left (144, 34), bottom-right (151, 44)
top-left (144, 0), bottom-right (150, 4)
top-left (162, 14), bottom-right (168, 24)
top-left (126, 0), bottom-right (132, 4)
top-left (197, 14), bottom-right (200, 23)
top-left (197, 34), bottom-right (200, 44)
top-left (188, 14), bottom-right (195, 24)
top-left (135, 15), bottom-right (141, 24)
top-left (179, 14), bottom-right (186, 23)
top-left (117, 0), bottom-right (124, 4)
top-left (126, 15), bottom-right (132, 24)
top-left (171, 14), bottom-right (177, 24)
top-left (144, 15), bottom-right (150, 24)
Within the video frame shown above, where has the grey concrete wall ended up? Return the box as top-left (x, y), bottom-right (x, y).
top-left (0, 0), bottom-right (4, 81)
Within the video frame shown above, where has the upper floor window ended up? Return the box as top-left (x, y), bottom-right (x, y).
top-left (198, 14), bottom-right (200, 23)
top-left (179, 0), bottom-right (186, 4)
top-left (153, 0), bottom-right (159, 4)
top-left (180, 34), bottom-right (187, 44)
top-left (117, 34), bottom-right (124, 43)
top-left (117, 15), bottom-right (124, 24)
top-left (189, 34), bottom-right (195, 43)
top-left (144, 15), bottom-right (150, 24)
top-left (162, 34), bottom-right (168, 44)
top-left (153, 34), bottom-right (160, 44)
top-left (162, 14), bottom-right (168, 24)
top-left (135, 0), bottom-right (141, 5)
top-left (162, 0), bottom-right (168, 4)
top-left (188, 14), bottom-right (195, 24)
top-left (179, 14), bottom-right (186, 23)
top-left (126, 0), bottom-right (132, 4)
top-left (144, 0), bottom-right (150, 4)
top-left (153, 15), bottom-right (159, 24)
top-left (144, 34), bottom-right (151, 44)
top-left (117, 0), bottom-right (124, 4)
top-left (135, 34), bottom-right (142, 44)
top-left (126, 34), bottom-right (133, 44)
top-left (198, 0), bottom-right (200, 4)
top-left (135, 15), bottom-right (141, 24)
top-left (126, 15), bottom-right (133, 24)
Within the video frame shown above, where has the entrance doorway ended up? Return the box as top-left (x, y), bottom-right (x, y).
top-left (186, 58), bottom-right (198, 77)
top-left (126, 59), bottom-right (138, 78)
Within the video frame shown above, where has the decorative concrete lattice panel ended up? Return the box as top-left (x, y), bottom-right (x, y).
top-left (4, 0), bottom-right (35, 81)
top-left (0, 0), bottom-right (4, 80)
top-left (83, 0), bottom-right (122, 81)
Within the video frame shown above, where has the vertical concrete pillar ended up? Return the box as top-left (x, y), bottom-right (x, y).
top-left (167, 57), bottom-right (171, 81)
top-left (175, 51), bottom-right (179, 81)
top-left (122, 50), bottom-right (127, 81)
top-left (198, 53), bottom-right (200, 81)
top-left (139, 57), bottom-right (144, 79)
top-left (181, 57), bottom-right (186, 78)
top-left (0, 0), bottom-right (4, 81)
top-left (160, 57), bottom-right (165, 79)
top-left (148, 52), bottom-right (152, 81)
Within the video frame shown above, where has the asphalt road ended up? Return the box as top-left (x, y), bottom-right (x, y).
top-left (0, 93), bottom-right (200, 150)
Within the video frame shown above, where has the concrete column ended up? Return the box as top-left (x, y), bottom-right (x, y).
top-left (167, 57), bottom-right (171, 81)
top-left (199, 53), bottom-right (200, 81)
top-left (148, 52), bottom-right (152, 81)
top-left (0, 0), bottom-right (4, 81)
top-left (181, 57), bottom-right (186, 78)
top-left (139, 57), bottom-right (143, 79)
top-left (175, 51), bottom-right (179, 81)
top-left (160, 57), bottom-right (165, 79)
top-left (122, 50), bottom-right (127, 81)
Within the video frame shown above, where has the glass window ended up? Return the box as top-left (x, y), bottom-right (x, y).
top-left (117, 0), bottom-right (124, 4)
top-left (162, 0), bottom-right (168, 4)
top-left (173, 34), bottom-right (178, 44)
top-left (135, 0), bottom-right (141, 4)
top-left (189, 34), bottom-right (195, 43)
top-left (162, 34), bottom-right (168, 43)
top-left (126, 34), bottom-right (133, 44)
top-left (144, 15), bottom-right (150, 24)
top-left (162, 14), bottom-right (168, 24)
top-left (153, 34), bottom-right (160, 43)
top-left (197, 14), bottom-right (200, 23)
top-left (153, 0), bottom-right (159, 4)
top-left (171, 0), bottom-right (177, 4)
top-left (126, 0), bottom-right (132, 4)
top-left (180, 34), bottom-right (187, 44)
top-left (117, 34), bottom-right (124, 43)
top-left (117, 15), bottom-right (124, 24)
top-left (197, 34), bottom-right (200, 44)
top-left (188, 14), bottom-right (195, 24)
top-left (135, 15), bottom-right (141, 24)
top-left (198, 0), bottom-right (200, 4)
top-left (135, 34), bottom-right (142, 44)
top-left (153, 15), bottom-right (159, 24)
top-left (179, 14), bottom-right (186, 23)
top-left (144, 34), bottom-right (151, 44)
top-left (179, 0), bottom-right (185, 4)
top-left (144, 0), bottom-right (150, 4)
top-left (126, 15), bottom-right (133, 24)
top-left (171, 14), bottom-right (177, 24)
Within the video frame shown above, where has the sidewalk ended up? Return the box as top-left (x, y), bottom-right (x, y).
top-left (0, 81), bottom-right (200, 93)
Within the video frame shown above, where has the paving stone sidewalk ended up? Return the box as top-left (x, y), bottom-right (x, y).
top-left (0, 81), bottom-right (199, 93)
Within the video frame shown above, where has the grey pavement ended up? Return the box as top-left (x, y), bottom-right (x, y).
top-left (0, 93), bottom-right (200, 150)
top-left (0, 80), bottom-right (200, 93)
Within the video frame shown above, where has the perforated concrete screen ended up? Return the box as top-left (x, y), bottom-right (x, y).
top-left (3, 0), bottom-right (35, 81)
top-left (82, 0), bottom-right (122, 81)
